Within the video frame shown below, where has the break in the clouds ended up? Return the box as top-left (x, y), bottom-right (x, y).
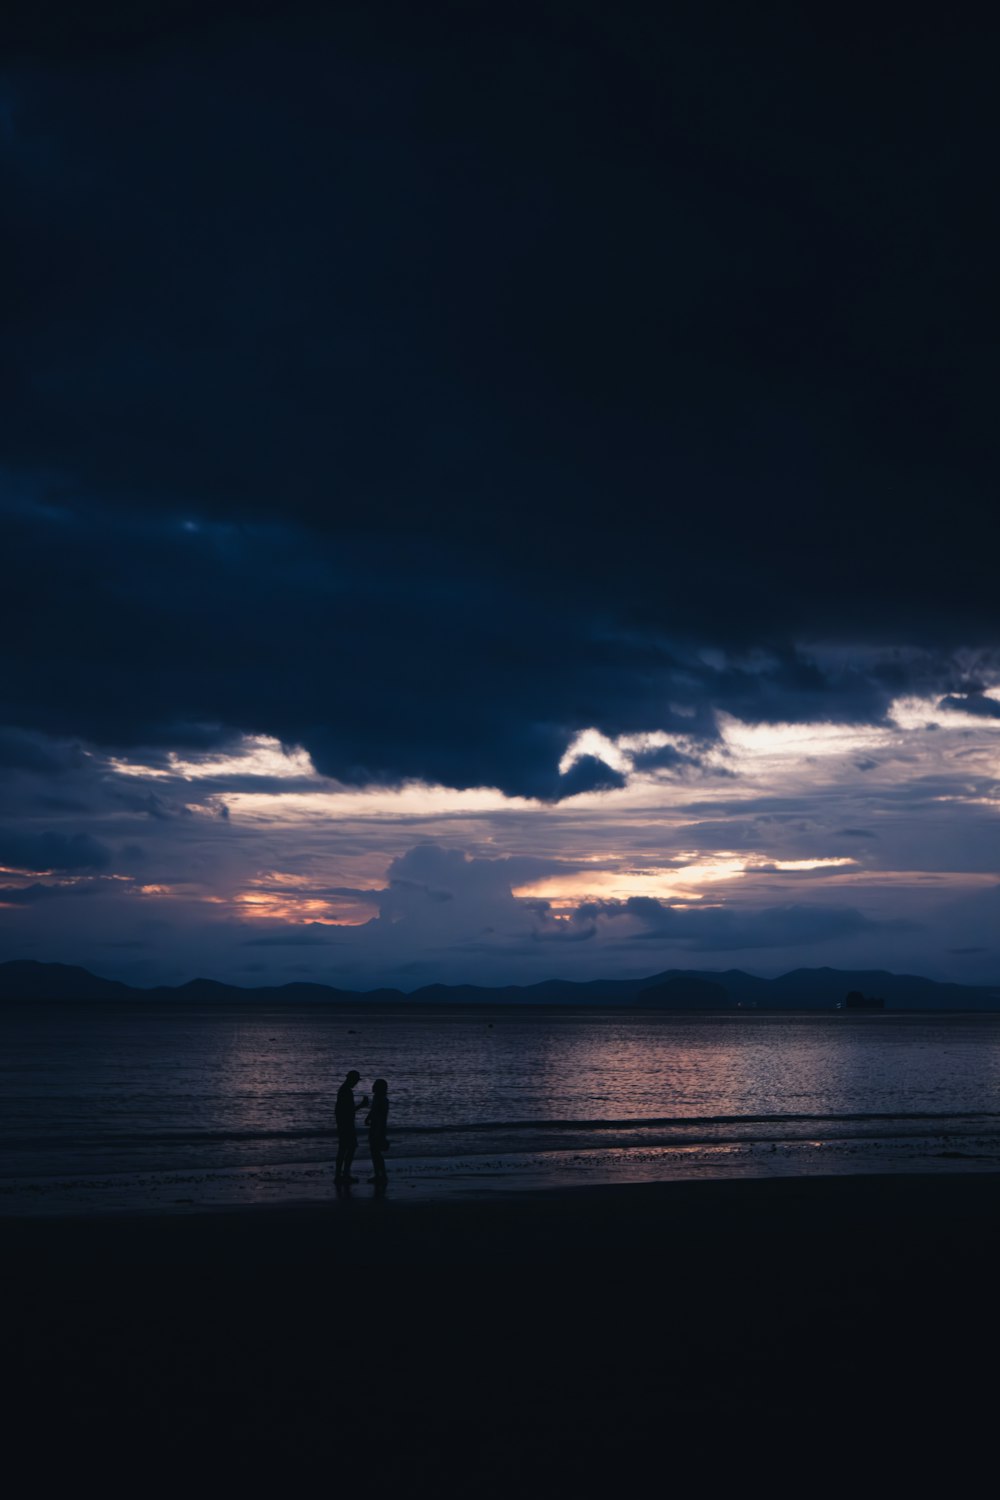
top-left (2, 4), bottom-right (1000, 986)
top-left (1, 693), bottom-right (998, 987)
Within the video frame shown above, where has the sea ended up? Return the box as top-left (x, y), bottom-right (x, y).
top-left (4, 1003), bottom-right (1000, 1214)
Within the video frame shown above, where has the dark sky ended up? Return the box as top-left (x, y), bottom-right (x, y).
top-left (2, 2), bottom-right (999, 987)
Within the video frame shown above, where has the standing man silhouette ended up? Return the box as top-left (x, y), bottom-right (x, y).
top-left (335, 1070), bottom-right (367, 1185)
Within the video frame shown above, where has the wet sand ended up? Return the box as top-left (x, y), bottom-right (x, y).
top-left (8, 1173), bottom-right (1000, 1488)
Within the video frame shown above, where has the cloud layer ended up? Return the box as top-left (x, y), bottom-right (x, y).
top-left (1, 699), bottom-right (998, 987)
top-left (2, 5), bottom-right (1000, 983)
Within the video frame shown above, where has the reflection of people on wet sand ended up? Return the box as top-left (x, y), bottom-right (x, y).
top-left (335, 1070), bottom-right (368, 1184)
top-left (365, 1078), bottom-right (390, 1184)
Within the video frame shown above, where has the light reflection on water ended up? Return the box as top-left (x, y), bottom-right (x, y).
top-left (3, 1005), bottom-right (1000, 1212)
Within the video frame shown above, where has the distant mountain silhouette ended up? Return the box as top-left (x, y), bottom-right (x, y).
top-left (637, 976), bottom-right (732, 1009)
top-left (0, 961), bottom-right (135, 1002)
top-left (1, 959), bottom-right (999, 1010)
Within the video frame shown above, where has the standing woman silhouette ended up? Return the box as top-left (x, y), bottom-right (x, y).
top-left (365, 1078), bottom-right (390, 1184)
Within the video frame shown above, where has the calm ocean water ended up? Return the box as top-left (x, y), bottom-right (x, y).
top-left (4, 1004), bottom-right (1000, 1213)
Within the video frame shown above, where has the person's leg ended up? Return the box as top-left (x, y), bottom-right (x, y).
top-left (335, 1138), bottom-right (347, 1179)
top-left (343, 1132), bottom-right (359, 1180)
top-left (369, 1139), bottom-right (384, 1179)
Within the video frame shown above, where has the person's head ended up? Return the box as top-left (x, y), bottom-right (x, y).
top-left (372, 1078), bottom-right (388, 1096)
top-left (346, 1070), bottom-right (361, 1087)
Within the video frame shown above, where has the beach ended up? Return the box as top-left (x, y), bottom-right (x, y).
top-left (7, 1005), bottom-right (1000, 1486)
top-left (8, 1172), bottom-right (1000, 1488)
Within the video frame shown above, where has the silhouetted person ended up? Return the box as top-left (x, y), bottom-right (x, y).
top-left (335, 1070), bottom-right (367, 1184)
top-left (365, 1078), bottom-right (390, 1183)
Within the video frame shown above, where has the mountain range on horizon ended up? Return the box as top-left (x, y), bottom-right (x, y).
top-left (2, 959), bottom-right (1000, 1011)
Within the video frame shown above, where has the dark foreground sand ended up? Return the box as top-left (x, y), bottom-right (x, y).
top-left (8, 1173), bottom-right (1000, 1490)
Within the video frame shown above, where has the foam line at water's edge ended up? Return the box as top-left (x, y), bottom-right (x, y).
top-left (5, 1106), bottom-right (1000, 1152)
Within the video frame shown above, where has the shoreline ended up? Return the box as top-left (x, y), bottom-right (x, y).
top-left (7, 1127), bottom-right (1000, 1218)
top-left (8, 1166), bottom-right (1000, 1257)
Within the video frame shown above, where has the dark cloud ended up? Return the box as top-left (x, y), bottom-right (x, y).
top-left (0, 728), bottom-right (84, 773)
top-left (4, 5), bottom-right (996, 622)
top-left (939, 695), bottom-right (1000, 720)
top-left (630, 744), bottom-right (698, 773)
top-left (0, 4), bottom-right (998, 799)
top-left (106, 788), bottom-right (179, 821)
top-left (4, 496), bottom-right (991, 797)
top-left (606, 897), bottom-right (915, 952)
top-left (628, 742), bottom-right (736, 779)
top-left (33, 794), bottom-right (92, 813)
top-left (242, 927), bottom-right (342, 948)
top-left (0, 828), bottom-right (112, 871)
top-left (555, 756), bottom-right (628, 799)
top-left (0, 880), bottom-right (99, 904)
top-left (378, 844), bottom-right (571, 916)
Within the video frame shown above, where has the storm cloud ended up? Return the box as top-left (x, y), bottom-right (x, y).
top-left (0, 828), bottom-right (112, 872)
top-left (3, 5), bottom-right (1000, 798)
